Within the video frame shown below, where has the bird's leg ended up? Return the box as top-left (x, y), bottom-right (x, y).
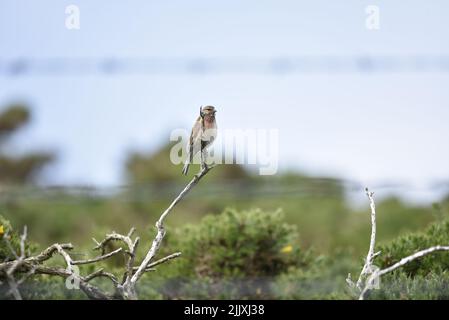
top-left (200, 148), bottom-right (208, 171)
top-left (193, 149), bottom-right (206, 179)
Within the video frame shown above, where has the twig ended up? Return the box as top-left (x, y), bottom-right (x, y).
top-left (93, 230), bottom-right (135, 255)
top-left (130, 166), bottom-right (212, 287)
top-left (1, 165), bottom-right (212, 300)
top-left (131, 252), bottom-right (181, 273)
top-left (147, 252), bottom-right (182, 269)
top-left (92, 228), bottom-right (140, 287)
top-left (84, 268), bottom-right (119, 285)
top-left (359, 245), bottom-right (449, 300)
top-left (124, 237), bottom-right (140, 285)
top-left (355, 188), bottom-right (380, 290)
top-left (30, 243), bottom-right (74, 263)
top-left (347, 187), bottom-right (449, 300)
top-left (54, 244), bottom-right (112, 300)
top-left (3, 226), bottom-right (28, 300)
top-left (72, 248), bottom-right (123, 265)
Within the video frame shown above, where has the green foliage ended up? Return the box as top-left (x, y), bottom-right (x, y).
top-left (0, 104), bottom-right (54, 184)
top-left (0, 154), bottom-right (54, 184)
top-left (367, 272), bottom-right (449, 300)
top-left (8, 275), bottom-right (87, 300)
top-left (273, 251), bottom-right (355, 300)
top-left (169, 208), bottom-right (303, 278)
top-left (0, 214), bottom-right (30, 261)
top-left (149, 208), bottom-right (312, 299)
top-left (3, 207), bottom-right (449, 300)
top-left (0, 105), bottom-right (30, 136)
top-left (1, 215), bottom-right (39, 300)
top-left (348, 218), bottom-right (449, 300)
top-left (1, 139), bottom-right (449, 299)
top-left (376, 219), bottom-right (449, 277)
top-left (4, 141), bottom-right (440, 256)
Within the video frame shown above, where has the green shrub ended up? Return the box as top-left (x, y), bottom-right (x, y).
top-left (156, 208), bottom-right (310, 299)
top-left (366, 272), bottom-right (449, 300)
top-left (0, 214), bottom-right (33, 261)
top-left (273, 249), bottom-right (358, 300)
top-left (377, 219), bottom-right (449, 276)
top-left (1, 214), bottom-right (41, 299)
top-left (356, 219), bottom-right (449, 300)
top-left (170, 208), bottom-right (304, 277)
top-left (4, 207), bottom-right (447, 300)
top-left (8, 275), bottom-right (87, 300)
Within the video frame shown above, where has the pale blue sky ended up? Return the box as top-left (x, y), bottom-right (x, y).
top-left (1, 1), bottom-right (449, 201)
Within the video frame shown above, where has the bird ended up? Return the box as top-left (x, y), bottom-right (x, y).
top-left (182, 106), bottom-right (217, 175)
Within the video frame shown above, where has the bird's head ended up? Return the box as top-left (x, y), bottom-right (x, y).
top-left (200, 106), bottom-right (217, 120)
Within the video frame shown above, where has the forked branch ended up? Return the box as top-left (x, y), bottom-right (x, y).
top-left (347, 188), bottom-right (449, 300)
top-left (125, 165), bottom-right (213, 298)
top-left (1, 165), bottom-right (213, 300)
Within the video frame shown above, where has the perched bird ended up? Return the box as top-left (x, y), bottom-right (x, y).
top-left (182, 106), bottom-right (217, 175)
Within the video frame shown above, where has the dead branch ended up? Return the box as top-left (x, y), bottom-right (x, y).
top-left (349, 189), bottom-right (381, 291)
top-left (147, 252), bottom-right (182, 269)
top-left (1, 165), bottom-right (212, 300)
top-left (3, 226), bottom-right (28, 300)
top-left (72, 248), bottom-right (123, 265)
top-left (347, 187), bottom-right (449, 300)
top-left (84, 268), bottom-right (119, 285)
top-left (107, 165), bottom-right (213, 299)
top-left (1, 231), bottom-right (122, 300)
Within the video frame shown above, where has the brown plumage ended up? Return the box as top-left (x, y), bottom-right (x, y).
top-left (182, 106), bottom-right (217, 175)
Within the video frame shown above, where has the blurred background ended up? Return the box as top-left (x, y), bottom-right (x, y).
top-left (1, 0), bottom-right (449, 299)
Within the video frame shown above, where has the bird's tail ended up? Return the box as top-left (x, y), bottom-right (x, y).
top-left (182, 161), bottom-right (190, 176)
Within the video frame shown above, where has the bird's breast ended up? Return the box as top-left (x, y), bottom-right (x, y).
top-left (202, 120), bottom-right (217, 143)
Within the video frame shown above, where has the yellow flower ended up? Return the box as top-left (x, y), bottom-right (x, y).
top-left (280, 245), bottom-right (293, 254)
top-left (0, 225), bottom-right (4, 238)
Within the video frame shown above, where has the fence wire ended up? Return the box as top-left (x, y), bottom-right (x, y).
top-left (1, 56), bottom-right (449, 76)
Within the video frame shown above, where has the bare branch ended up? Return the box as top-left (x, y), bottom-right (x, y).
top-left (3, 233), bottom-right (19, 260)
top-left (19, 226), bottom-right (27, 258)
top-left (55, 244), bottom-right (73, 269)
top-left (31, 243), bottom-right (74, 263)
top-left (355, 188), bottom-right (378, 290)
top-left (348, 187), bottom-right (449, 300)
top-left (5, 266), bottom-right (37, 298)
top-left (379, 245), bottom-right (449, 276)
top-left (92, 238), bottom-right (100, 247)
top-left (16, 266), bottom-right (37, 286)
top-left (3, 226), bottom-right (28, 300)
top-left (92, 228), bottom-right (140, 290)
top-left (33, 266), bottom-right (72, 277)
top-left (127, 227), bottom-right (136, 238)
top-left (72, 248), bottom-right (123, 265)
top-left (131, 252), bottom-right (181, 274)
top-left (93, 230), bottom-right (135, 254)
top-left (1, 165), bottom-right (211, 300)
top-left (130, 166), bottom-right (213, 286)
top-left (124, 237), bottom-right (140, 284)
top-left (51, 243), bottom-right (113, 300)
top-left (359, 245), bottom-right (449, 300)
top-left (84, 268), bottom-right (119, 285)
top-left (147, 252), bottom-right (181, 269)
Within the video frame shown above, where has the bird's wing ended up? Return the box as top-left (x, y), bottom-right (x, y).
top-left (188, 116), bottom-right (203, 160)
top-left (190, 116), bottom-right (203, 145)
